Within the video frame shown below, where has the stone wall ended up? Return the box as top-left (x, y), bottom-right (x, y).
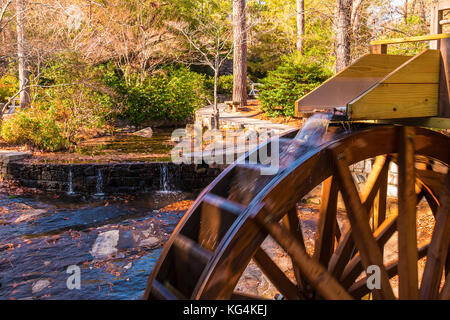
top-left (1, 161), bottom-right (226, 195)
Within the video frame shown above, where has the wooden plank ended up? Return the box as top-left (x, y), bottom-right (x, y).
top-left (253, 248), bottom-right (302, 300)
top-left (333, 150), bottom-right (395, 300)
top-left (199, 194), bottom-right (244, 251)
top-left (439, 38), bottom-right (450, 118)
top-left (150, 280), bottom-right (179, 300)
top-left (383, 50), bottom-right (440, 84)
top-left (371, 33), bottom-right (450, 46)
top-left (419, 171), bottom-right (450, 299)
top-left (314, 176), bottom-right (339, 266)
top-left (255, 216), bottom-right (353, 300)
top-left (397, 126), bottom-right (419, 300)
top-left (173, 234), bottom-right (213, 266)
top-left (348, 83), bottom-right (438, 120)
top-left (172, 234), bottom-right (213, 297)
top-left (295, 54), bottom-right (411, 114)
top-left (348, 50), bottom-right (441, 120)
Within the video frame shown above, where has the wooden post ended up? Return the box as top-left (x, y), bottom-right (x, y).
top-left (439, 38), bottom-right (450, 118)
top-left (430, 2), bottom-right (443, 50)
top-left (369, 44), bottom-right (387, 54)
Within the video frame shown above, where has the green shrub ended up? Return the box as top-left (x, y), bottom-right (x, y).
top-left (217, 74), bottom-right (234, 95)
top-left (0, 75), bottom-right (19, 103)
top-left (1, 54), bottom-right (115, 151)
top-left (258, 53), bottom-right (332, 117)
top-left (1, 109), bottom-right (69, 151)
top-left (105, 65), bottom-right (209, 125)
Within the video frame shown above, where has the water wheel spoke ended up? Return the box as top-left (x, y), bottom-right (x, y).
top-left (283, 206), bottom-right (308, 292)
top-left (440, 272), bottom-right (450, 300)
top-left (360, 155), bottom-right (391, 209)
top-left (348, 243), bottom-right (429, 299)
top-left (328, 155), bottom-right (390, 279)
top-left (397, 126), bottom-right (419, 300)
top-left (416, 169), bottom-right (446, 201)
top-left (372, 166), bottom-right (388, 230)
top-left (314, 176), bottom-right (339, 267)
top-left (328, 228), bottom-right (355, 278)
top-left (340, 213), bottom-right (398, 288)
top-left (254, 214), bottom-right (352, 300)
top-left (253, 248), bottom-right (303, 300)
top-left (332, 150), bottom-right (395, 300)
top-left (420, 170), bottom-right (450, 299)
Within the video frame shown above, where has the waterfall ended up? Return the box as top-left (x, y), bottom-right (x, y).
top-left (159, 163), bottom-right (170, 192)
top-left (95, 168), bottom-right (104, 196)
top-left (67, 166), bottom-right (75, 195)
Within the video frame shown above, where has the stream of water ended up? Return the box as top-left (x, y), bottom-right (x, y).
top-left (0, 191), bottom-right (193, 300)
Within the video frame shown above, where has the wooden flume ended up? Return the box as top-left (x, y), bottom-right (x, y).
top-left (144, 2), bottom-right (450, 300)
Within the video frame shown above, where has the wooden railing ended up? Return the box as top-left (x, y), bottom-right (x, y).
top-left (369, 34), bottom-right (450, 54)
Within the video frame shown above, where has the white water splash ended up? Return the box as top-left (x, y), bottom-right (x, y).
top-left (67, 166), bottom-right (75, 195)
top-left (95, 169), bottom-right (104, 197)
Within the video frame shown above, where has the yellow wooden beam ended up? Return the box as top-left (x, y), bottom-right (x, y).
top-left (295, 54), bottom-right (411, 116)
top-left (439, 0), bottom-right (450, 11)
top-left (376, 117), bottom-right (450, 130)
top-left (348, 83), bottom-right (438, 120)
top-left (383, 50), bottom-right (440, 84)
top-left (348, 50), bottom-right (440, 120)
top-left (371, 33), bottom-right (450, 46)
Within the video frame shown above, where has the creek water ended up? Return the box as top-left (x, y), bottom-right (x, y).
top-left (0, 191), bottom-right (193, 300)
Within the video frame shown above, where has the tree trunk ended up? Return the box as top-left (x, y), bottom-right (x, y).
top-left (296, 0), bottom-right (305, 54)
top-left (213, 59), bottom-right (220, 130)
top-left (351, 0), bottom-right (363, 35)
top-left (418, 0), bottom-right (427, 32)
top-left (232, 0), bottom-right (247, 108)
top-left (403, 0), bottom-right (409, 24)
top-left (335, 0), bottom-right (352, 73)
top-left (16, 0), bottom-right (30, 109)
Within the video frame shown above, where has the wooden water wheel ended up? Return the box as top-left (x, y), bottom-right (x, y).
top-left (144, 125), bottom-right (450, 300)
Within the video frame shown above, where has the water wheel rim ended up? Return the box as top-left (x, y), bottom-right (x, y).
top-left (143, 128), bottom-right (300, 297)
top-left (194, 126), bottom-right (450, 299)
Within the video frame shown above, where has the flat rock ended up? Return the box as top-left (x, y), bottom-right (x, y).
top-left (133, 127), bottom-right (153, 138)
top-left (32, 279), bottom-right (51, 294)
top-left (14, 209), bottom-right (47, 223)
top-left (131, 228), bottom-right (159, 247)
top-left (91, 230), bottom-right (120, 259)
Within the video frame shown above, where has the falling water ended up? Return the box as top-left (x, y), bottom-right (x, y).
top-left (294, 112), bottom-right (334, 144)
top-left (95, 168), bottom-right (104, 196)
top-left (67, 166), bottom-right (75, 195)
top-left (229, 112), bottom-right (337, 204)
top-left (159, 163), bottom-right (171, 192)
